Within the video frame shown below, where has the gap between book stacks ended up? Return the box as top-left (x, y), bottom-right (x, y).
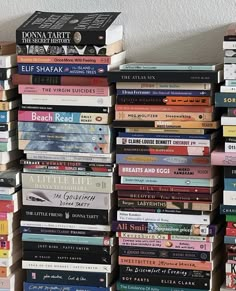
top-left (0, 9), bottom-right (234, 291)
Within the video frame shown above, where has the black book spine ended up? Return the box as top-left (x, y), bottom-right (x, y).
top-left (20, 226), bottom-right (111, 237)
top-left (119, 246), bottom-right (210, 261)
top-left (26, 269), bottom-right (113, 287)
top-left (224, 167), bottom-right (236, 178)
top-left (20, 104), bottom-right (110, 113)
top-left (0, 124), bottom-right (9, 131)
top-left (23, 241), bottom-right (114, 255)
top-left (23, 250), bottom-right (113, 264)
top-left (21, 206), bottom-right (110, 225)
top-left (224, 36), bottom-right (236, 41)
top-left (119, 274), bottom-right (210, 290)
top-left (120, 265), bottom-right (211, 278)
top-left (0, 69), bottom-right (8, 80)
top-left (108, 71), bottom-right (220, 83)
top-left (113, 120), bottom-right (155, 128)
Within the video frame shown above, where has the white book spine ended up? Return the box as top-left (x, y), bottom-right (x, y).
top-left (226, 263), bottom-right (236, 273)
top-left (117, 211), bottom-right (210, 225)
top-left (223, 190), bottom-right (236, 205)
top-left (224, 142), bottom-right (236, 152)
top-left (22, 260), bottom-right (113, 273)
top-left (22, 94), bottom-right (115, 107)
top-left (221, 116), bottom-right (236, 125)
top-left (221, 86), bottom-right (236, 92)
top-left (223, 41), bottom-right (236, 49)
top-left (116, 137), bottom-right (211, 147)
top-left (0, 55), bottom-right (16, 68)
top-left (20, 220), bottom-right (111, 231)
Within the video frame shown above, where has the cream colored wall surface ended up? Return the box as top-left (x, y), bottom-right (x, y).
top-left (1, 0), bottom-right (235, 62)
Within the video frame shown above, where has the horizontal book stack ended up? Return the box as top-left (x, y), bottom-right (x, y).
top-left (0, 42), bottom-right (23, 291)
top-left (108, 63), bottom-right (225, 291)
top-left (213, 23), bottom-right (236, 291)
top-left (14, 11), bottom-right (125, 291)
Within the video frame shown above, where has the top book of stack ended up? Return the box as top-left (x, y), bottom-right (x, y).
top-left (16, 11), bottom-right (123, 46)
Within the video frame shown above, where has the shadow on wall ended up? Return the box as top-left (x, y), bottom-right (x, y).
top-left (125, 25), bottom-right (229, 63)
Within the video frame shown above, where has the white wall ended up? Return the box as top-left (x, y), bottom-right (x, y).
top-left (0, 0), bottom-right (235, 62)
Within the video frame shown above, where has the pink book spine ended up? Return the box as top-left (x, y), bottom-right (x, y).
top-left (18, 111), bottom-right (53, 122)
top-left (0, 279), bottom-right (10, 288)
top-left (18, 84), bottom-right (110, 96)
top-left (118, 165), bottom-right (213, 178)
top-left (118, 237), bottom-right (212, 251)
top-left (211, 150), bottom-right (236, 166)
top-left (0, 213), bottom-right (8, 220)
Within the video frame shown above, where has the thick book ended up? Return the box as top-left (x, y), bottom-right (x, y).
top-left (16, 11), bottom-right (122, 45)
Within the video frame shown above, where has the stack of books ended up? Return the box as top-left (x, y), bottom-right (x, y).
top-left (108, 63), bottom-right (225, 291)
top-left (213, 23), bottom-right (236, 290)
top-left (13, 11), bottom-right (125, 291)
top-left (0, 41), bottom-right (23, 289)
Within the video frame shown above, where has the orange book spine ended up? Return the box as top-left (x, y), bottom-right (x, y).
top-left (0, 267), bottom-right (9, 277)
top-left (154, 120), bottom-right (220, 129)
top-left (118, 256), bottom-right (212, 271)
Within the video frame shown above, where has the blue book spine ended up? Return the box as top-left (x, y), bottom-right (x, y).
top-left (215, 93), bottom-right (236, 107)
top-left (220, 204), bottom-right (236, 214)
top-left (23, 282), bottom-right (111, 291)
top-left (18, 122), bottom-right (111, 134)
top-left (18, 64), bottom-right (108, 76)
top-left (0, 112), bottom-right (8, 123)
top-left (224, 235), bottom-right (236, 244)
top-left (224, 178), bottom-right (236, 191)
top-left (19, 141), bottom-right (111, 154)
top-left (120, 176), bottom-right (213, 187)
top-left (22, 233), bottom-right (109, 245)
top-left (19, 132), bottom-right (110, 143)
top-left (116, 154), bottom-right (211, 166)
top-left (0, 194), bottom-right (15, 200)
top-left (118, 132), bottom-right (212, 140)
top-left (117, 282), bottom-right (205, 291)
top-left (117, 89), bottom-right (211, 96)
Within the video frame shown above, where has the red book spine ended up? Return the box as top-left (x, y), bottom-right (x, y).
top-left (0, 201), bottom-right (14, 213)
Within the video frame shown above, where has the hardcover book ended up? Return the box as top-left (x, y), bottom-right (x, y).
top-left (16, 11), bottom-right (122, 45)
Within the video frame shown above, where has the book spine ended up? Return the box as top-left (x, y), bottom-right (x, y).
top-left (119, 265), bottom-right (211, 278)
top-left (23, 282), bottom-right (111, 291)
top-left (17, 55), bottom-right (112, 64)
top-left (119, 246), bottom-right (210, 261)
top-left (228, 108), bottom-right (236, 117)
top-left (226, 273), bottom-right (236, 288)
top-left (23, 250), bottom-right (113, 264)
top-left (116, 82), bottom-right (212, 90)
top-left (118, 199), bottom-right (212, 211)
top-left (116, 145), bottom-right (210, 156)
top-left (120, 176), bottom-right (215, 187)
top-left (0, 70), bottom-right (8, 80)
top-left (0, 201), bottom-right (14, 213)
top-left (220, 204), bottom-right (236, 214)
top-left (16, 30), bottom-right (108, 46)
top-left (22, 260), bottom-right (113, 273)
top-left (18, 140), bottom-right (111, 154)
top-left (117, 89), bottom-right (211, 96)
top-left (115, 111), bottom-right (213, 121)
top-left (12, 74), bottom-right (108, 86)
top-left (18, 64), bottom-right (109, 76)
top-left (115, 104), bottom-right (214, 113)
top-left (112, 221), bottom-right (216, 236)
top-left (117, 210), bottom-right (210, 225)
top-left (116, 154), bottom-right (211, 166)
top-left (226, 228), bottom-right (236, 236)
top-left (108, 71), bottom-right (221, 83)
top-left (117, 191), bottom-right (212, 201)
top-left (18, 85), bottom-right (111, 96)
top-left (21, 220), bottom-right (111, 232)
top-left (118, 238), bottom-right (212, 251)
top-left (117, 232), bottom-right (214, 242)
top-left (118, 165), bottom-right (214, 179)
top-left (20, 104), bottom-right (111, 113)
top-left (22, 173), bottom-right (114, 193)
top-left (23, 241), bottom-right (113, 253)
top-left (215, 92), bottom-right (236, 107)
top-left (22, 232), bottom-right (114, 245)
top-left (21, 206), bottom-right (110, 225)
top-left (118, 256), bottom-right (212, 271)
top-left (18, 122), bottom-right (111, 134)
top-left (26, 269), bottom-right (111, 287)
top-left (22, 189), bottom-right (112, 210)
top-left (224, 178), bottom-right (236, 191)
top-left (0, 113), bottom-right (8, 123)
top-left (226, 262), bottom-right (236, 273)
top-left (225, 142), bottom-right (236, 152)
top-left (119, 274), bottom-right (211, 289)
top-left (116, 95), bottom-right (212, 106)
top-left (115, 184), bottom-right (213, 194)
top-left (22, 94), bottom-right (115, 107)
top-left (18, 110), bottom-right (111, 124)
